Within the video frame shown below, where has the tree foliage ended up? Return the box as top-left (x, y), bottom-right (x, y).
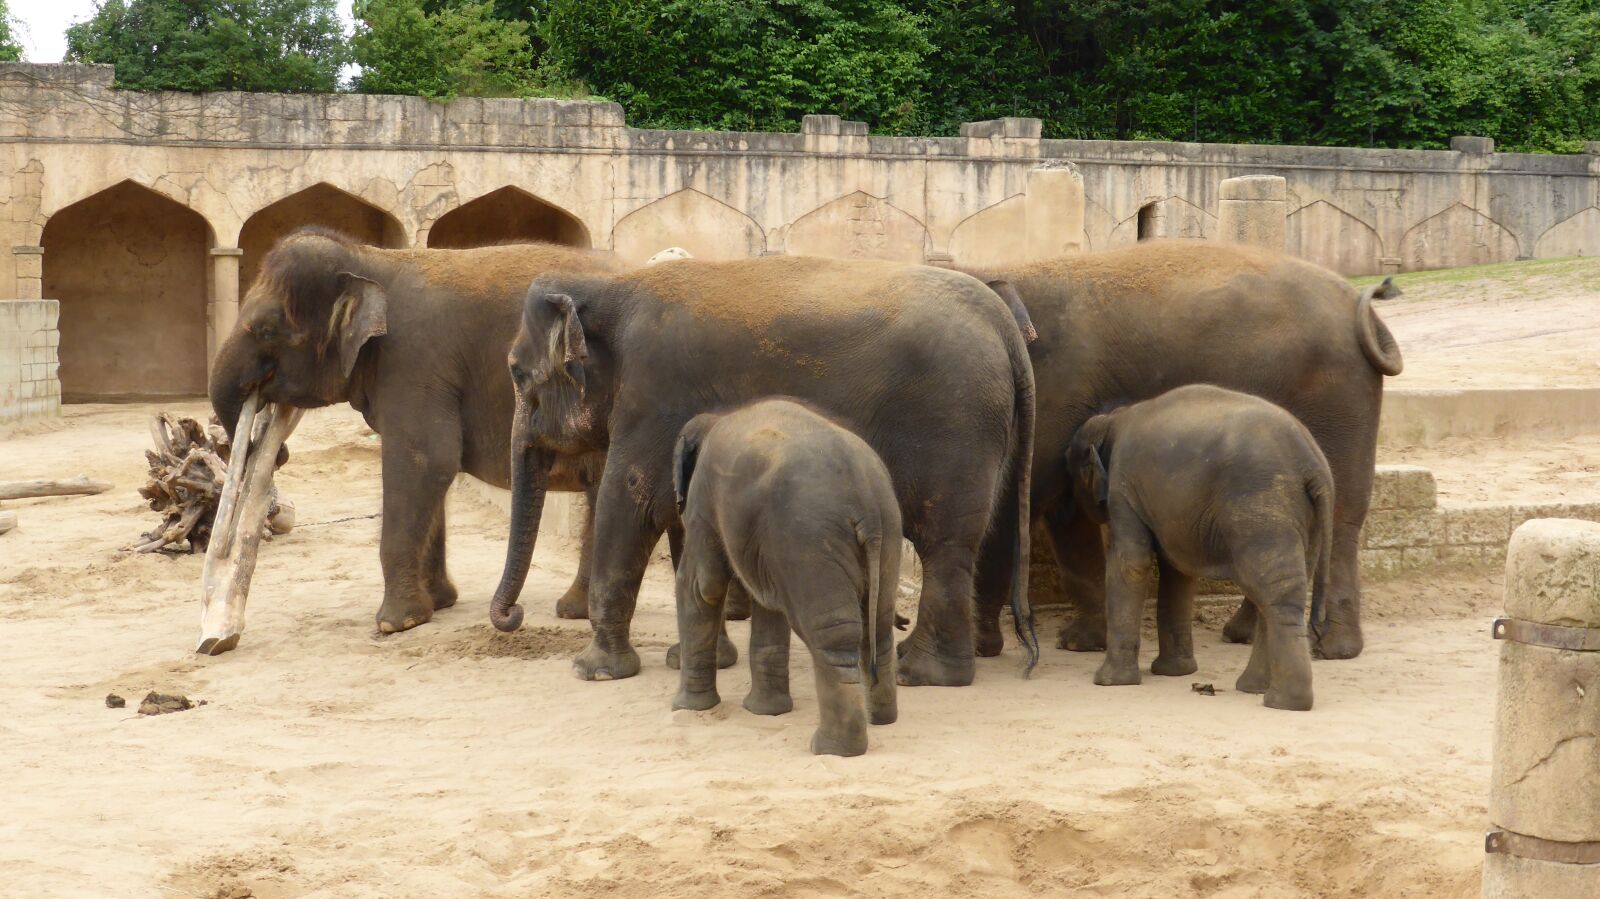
top-left (0, 0), bottom-right (24, 61)
top-left (350, 0), bottom-right (542, 101)
top-left (65, 0), bottom-right (348, 93)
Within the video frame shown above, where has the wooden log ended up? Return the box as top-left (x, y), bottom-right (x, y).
top-left (0, 477), bottom-right (113, 501)
top-left (0, 510), bottom-right (16, 535)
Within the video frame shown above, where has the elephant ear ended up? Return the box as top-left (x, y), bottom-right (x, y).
top-left (986, 279), bottom-right (1037, 344)
top-left (672, 414), bottom-right (715, 515)
top-left (1069, 415), bottom-right (1113, 520)
top-left (543, 293), bottom-right (589, 392)
top-left (331, 273), bottom-right (388, 379)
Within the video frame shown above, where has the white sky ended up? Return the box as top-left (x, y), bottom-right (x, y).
top-left (8, 0), bottom-right (359, 63)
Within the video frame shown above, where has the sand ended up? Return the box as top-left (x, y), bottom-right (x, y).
top-left (1, 402), bottom-right (1500, 898)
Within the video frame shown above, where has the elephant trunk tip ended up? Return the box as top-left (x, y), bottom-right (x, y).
top-left (491, 603), bottom-right (525, 633)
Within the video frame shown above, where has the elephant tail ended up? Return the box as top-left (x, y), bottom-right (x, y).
top-left (1306, 470), bottom-right (1336, 641)
top-left (1005, 316), bottom-right (1041, 676)
top-left (1355, 277), bottom-right (1404, 376)
top-left (857, 523), bottom-right (885, 687)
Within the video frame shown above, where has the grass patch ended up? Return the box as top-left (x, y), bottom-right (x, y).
top-left (1350, 255), bottom-right (1598, 290)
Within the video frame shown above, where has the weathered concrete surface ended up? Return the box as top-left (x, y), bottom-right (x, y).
top-left (0, 299), bottom-right (59, 433)
top-left (1215, 175), bottom-right (1286, 250)
top-left (1, 62), bottom-right (1595, 398)
top-left (1380, 388), bottom-right (1600, 447)
top-left (1484, 519), bottom-right (1600, 895)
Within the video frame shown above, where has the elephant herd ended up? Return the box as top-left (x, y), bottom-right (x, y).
top-left (208, 229), bottom-right (1403, 755)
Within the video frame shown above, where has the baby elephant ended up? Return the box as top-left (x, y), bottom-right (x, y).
top-left (671, 398), bottom-right (900, 756)
top-left (1065, 384), bottom-right (1333, 711)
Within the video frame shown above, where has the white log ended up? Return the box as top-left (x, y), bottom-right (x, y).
top-left (196, 398), bottom-right (302, 655)
top-left (0, 510), bottom-right (16, 535)
top-left (0, 477), bottom-right (113, 501)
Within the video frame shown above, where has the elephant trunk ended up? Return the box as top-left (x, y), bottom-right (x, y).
top-left (490, 401), bottom-right (550, 632)
top-left (209, 331), bottom-right (264, 440)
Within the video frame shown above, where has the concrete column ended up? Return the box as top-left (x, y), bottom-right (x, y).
top-left (1025, 164), bottom-right (1085, 262)
top-left (208, 247), bottom-right (244, 366)
top-left (1215, 176), bottom-right (1287, 251)
top-left (12, 245), bottom-right (43, 299)
top-left (1483, 519), bottom-right (1600, 897)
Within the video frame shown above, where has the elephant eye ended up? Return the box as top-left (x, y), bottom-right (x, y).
top-left (253, 324), bottom-right (276, 342)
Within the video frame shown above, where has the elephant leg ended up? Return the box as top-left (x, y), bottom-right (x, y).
top-left (795, 605), bottom-right (868, 757)
top-left (376, 424), bottom-right (460, 634)
top-left (725, 580), bottom-right (753, 621)
top-left (419, 503), bottom-right (457, 612)
top-left (1315, 517), bottom-right (1365, 660)
top-left (1312, 402), bottom-right (1377, 661)
top-left (743, 601), bottom-right (793, 716)
top-left (894, 543), bottom-right (978, 687)
top-left (571, 467), bottom-right (658, 681)
top-left (664, 523), bottom-right (738, 672)
top-left (972, 485), bottom-right (1020, 658)
top-left (554, 484), bottom-right (598, 620)
top-left (672, 539), bottom-right (728, 712)
top-left (1221, 599), bottom-right (1257, 644)
top-left (1094, 516), bottom-right (1153, 687)
top-left (1235, 604), bottom-right (1272, 695)
top-left (1150, 560), bottom-right (1197, 676)
top-left (1238, 566), bottom-right (1315, 711)
top-left (1049, 504), bottom-right (1108, 653)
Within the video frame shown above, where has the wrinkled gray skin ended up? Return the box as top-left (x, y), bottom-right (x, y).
top-left (670, 399), bottom-right (900, 756)
top-left (491, 255), bottom-right (1037, 688)
top-left (968, 242), bottom-right (1402, 662)
top-left (1066, 385), bottom-right (1334, 711)
top-left (208, 229), bottom-right (618, 634)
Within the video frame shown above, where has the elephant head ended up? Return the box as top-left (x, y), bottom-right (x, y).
top-left (671, 411), bottom-right (722, 515)
top-left (209, 231), bottom-right (388, 441)
top-left (1064, 412), bottom-right (1116, 524)
top-left (490, 276), bottom-right (614, 632)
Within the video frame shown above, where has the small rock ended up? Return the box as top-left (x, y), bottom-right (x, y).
top-left (1191, 683), bottom-right (1217, 696)
top-left (105, 693), bottom-right (126, 709)
top-left (138, 692), bottom-right (197, 716)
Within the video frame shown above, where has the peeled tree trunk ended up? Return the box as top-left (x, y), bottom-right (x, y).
top-left (490, 400), bottom-right (552, 632)
top-left (196, 393), bottom-right (304, 655)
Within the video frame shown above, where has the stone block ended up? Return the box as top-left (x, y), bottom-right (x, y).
top-left (1483, 853), bottom-right (1599, 899)
top-left (1402, 546), bottom-right (1442, 570)
top-left (1361, 510), bottom-right (1442, 549)
top-left (1450, 135), bottom-right (1495, 154)
top-left (1505, 519), bottom-right (1600, 625)
top-left (1360, 548), bottom-right (1405, 579)
top-left (1438, 544), bottom-right (1489, 569)
top-left (1442, 506), bottom-right (1512, 546)
top-left (802, 114), bottom-right (842, 135)
top-left (1218, 174), bottom-right (1287, 202)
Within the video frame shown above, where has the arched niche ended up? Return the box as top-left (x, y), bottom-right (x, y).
top-left (41, 181), bottom-right (214, 401)
top-left (612, 188), bottom-right (765, 263)
top-left (238, 183), bottom-right (408, 292)
top-left (426, 187), bottom-right (590, 248)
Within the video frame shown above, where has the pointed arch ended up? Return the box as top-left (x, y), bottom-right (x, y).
top-left (612, 188), bottom-right (765, 263)
top-left (1399, 203), bottom-right (1519, 271)
top-left (948, 194), bottom-right (1027, 269)
top-left (1287, 200), bottom-right (1385, 275)
top-left (238, 183), bottom-right (408, 294)
top-left (41, 181), bottom-right (214, 400)
top-left (786, 191), bottom-right (929, 262)
top-left (426, 187), bottom-right (590, 249)
top-left (1535, 207), bottom-right (1600, 258)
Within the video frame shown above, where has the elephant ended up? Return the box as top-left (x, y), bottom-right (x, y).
top-left (1064, 384), bottom-right (1333, 711)
top-left (208, 228), bottom-right (621, 634)
top-left (489, 254), bottom-right (1039, 688)
top-left (669, 398), bottom-right (900, 756)
top-left (966, 242), bottom-right (1402, 662)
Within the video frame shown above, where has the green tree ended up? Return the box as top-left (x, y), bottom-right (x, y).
top-left (539, 0), bottom-right (933, 132)
top-left (65, 0), bottom-right (348, 93)
top-left (351, 0), bottom-right (546, 100)
top-left (0, 0), bottom-right (24, 61)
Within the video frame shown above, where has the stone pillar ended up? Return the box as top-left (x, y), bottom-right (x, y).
top-left (1025, 163), bottom-right (1085, 262)
top-left (12, 245), bottom-right (43, 299)
top-left (1215, 176), bottom-right (1287, 251)
top-left (1483, 519), bottom-right (1600, 897)
top-left (208, 247), bottom-right (243, 365)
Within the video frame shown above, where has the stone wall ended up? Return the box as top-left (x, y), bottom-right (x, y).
top-left (0, 299), bottom-right (60, 432)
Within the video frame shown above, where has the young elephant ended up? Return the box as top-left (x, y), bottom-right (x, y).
top-left (671, 399), bottom-right (900, 756)
top-left (1065, 384), bottom-right (1333, 711)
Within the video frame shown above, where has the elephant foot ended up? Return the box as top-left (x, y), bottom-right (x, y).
top-left (810, 726), bottom-right (868, 758)
top-left (894, 638), bottom-right (974, 687)
top-left (1150, 653), bottom-right (1198, 677)
top-left (664, 632), bottom-right (738, 670)
top-left (1221, 602), bottom-right (1256, 644)
top-left (1057, 617), bottom-right (1107, 653)
top-left (572, 641), bottom-right (641, 681)
top-left (376, 596), bottom-right (433, 635)
top-left (742, 690), bottom-right (794, 716)
top-left (868, 696), bottom-right (898, 726)
top-left (1265, 684), bottom-right (1313, 712)
top-left (973, 618), bottom-right (1004, 658)
top-left (428, 581), bottom-right (458, 611)
top-left (1235, 668), bottom-right (1269, 695)
top-left (554, 584), bottom-right (590, 620)
top-left (724, 587), bottom-right (752, 622)
top-left (673, 688), bottom-right (721, 712)
top-left (1093, 658), bottom-right (1142, 686)
top-left (1313, 621), bottom-right (1363, 660)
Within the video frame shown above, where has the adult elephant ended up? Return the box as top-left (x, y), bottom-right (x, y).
top-left (971, 240), bottom-right (1402, 661)
top-left (208, 229), bottom-right (619, 634)
top-left (489, 256), bottom-right (1038, 687)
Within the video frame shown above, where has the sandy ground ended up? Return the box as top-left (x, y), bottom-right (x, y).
top-left (2, 402), bottom-right (1501, 898)
top-left (1377, 256), bottom-right (1600, 390)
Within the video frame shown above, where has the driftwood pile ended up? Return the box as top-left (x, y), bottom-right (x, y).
top-left (134, 412), bottom-right (293, 553)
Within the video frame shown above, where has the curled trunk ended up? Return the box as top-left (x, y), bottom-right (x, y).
top-left (490, 401), bottom-right (551, 632)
